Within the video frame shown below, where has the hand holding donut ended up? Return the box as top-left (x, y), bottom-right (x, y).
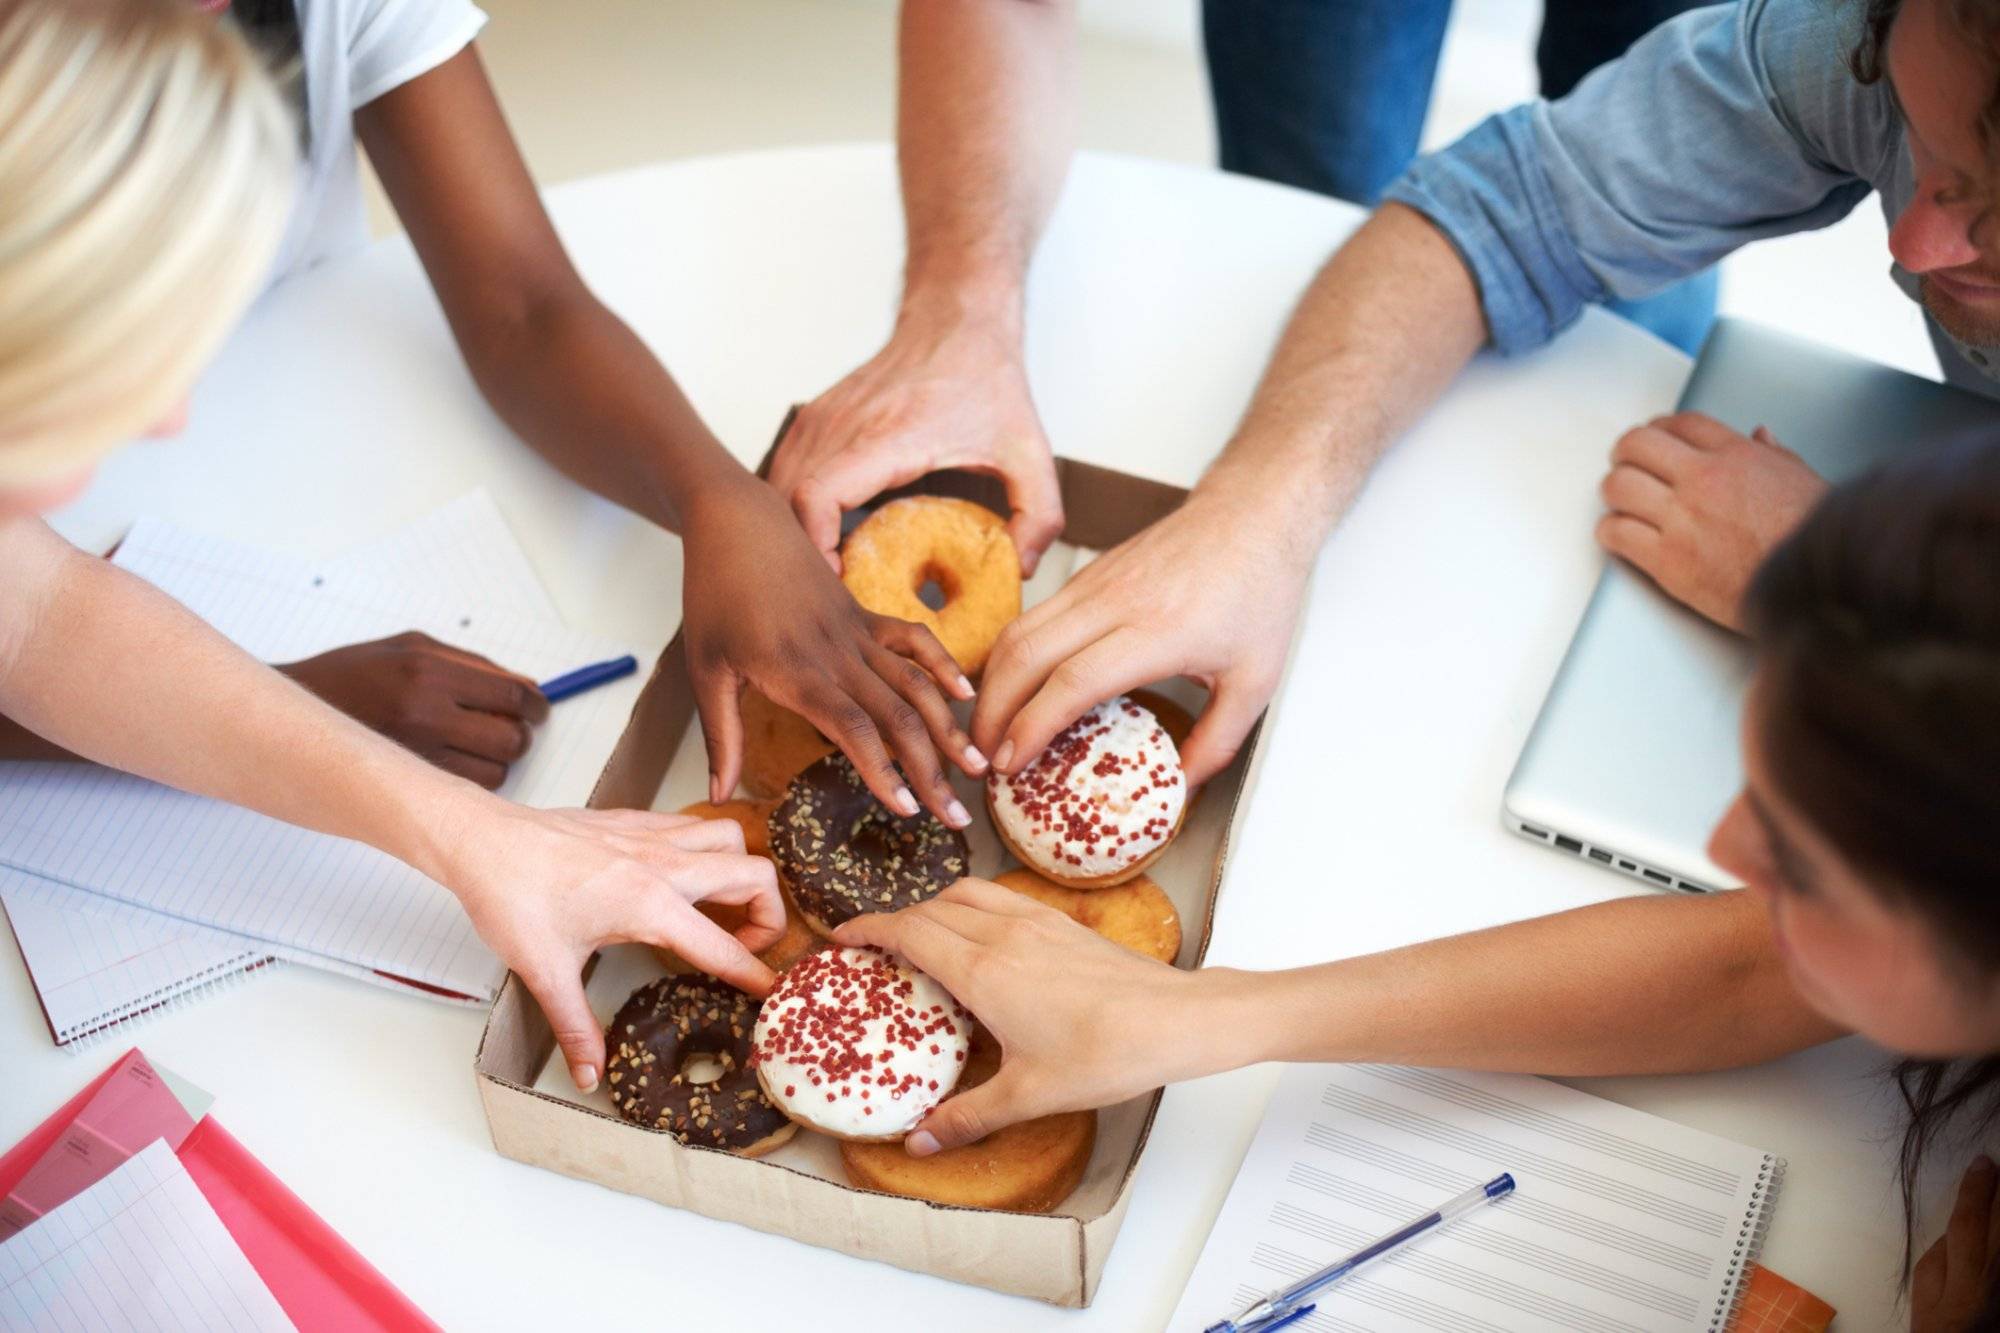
top-left (678, 476), bottom-right (988, 826)
top-left (831, 878), bottom-right (1205, 1155)
top-left (768, 305), bottom-right (1066, 577)
top-left (973, 483), bottom-right (1311, 787)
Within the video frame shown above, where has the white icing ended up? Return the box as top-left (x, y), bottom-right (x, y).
top-left (752, 946), bottom-right (970, 1139)
top-left (989, 696), bottom-right (1187, 879)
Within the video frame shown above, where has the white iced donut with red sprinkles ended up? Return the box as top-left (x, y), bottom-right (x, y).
top-left (750, 946), bottom-right (971, 1143)
top-left (987, 694), bottom-right (1188, 889)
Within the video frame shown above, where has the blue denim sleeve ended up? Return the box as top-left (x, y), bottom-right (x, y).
top-left (1385, 0), bottom-right (1889, 354)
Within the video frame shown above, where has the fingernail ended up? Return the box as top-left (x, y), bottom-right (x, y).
top-left (572, 1063), bottom-right (599, 1094)
top-left (993, 740), bottom-right (1015, 772)
top-left (907, 1130), bottom-right (940, 1158)
top-left (962, 744), bottom-right (988, 773)
top-left (955, 673), bottom-right (975, 698)
top-left (946, 798), bottom-right (971, 828)
top-left (893, 785), bottom-right (919, 816)
top-left (709, 773), bottom-right (724, 804)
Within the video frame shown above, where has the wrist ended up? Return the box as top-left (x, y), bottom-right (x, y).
top-left (894, 267), bottom-right (1025, 349)
top-left (393, 774), bottom-right (511, 896)
top-left (1185, 462), bottom-right (1331, 576)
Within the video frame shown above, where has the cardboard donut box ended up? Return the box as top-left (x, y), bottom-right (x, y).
top-left (474, 427), bottom-right (1269, 1307)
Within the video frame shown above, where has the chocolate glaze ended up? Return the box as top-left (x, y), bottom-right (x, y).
top-left (605, 976), bottom-right (792, 1153)
top-left (768, 754), bottom-right (970, 930)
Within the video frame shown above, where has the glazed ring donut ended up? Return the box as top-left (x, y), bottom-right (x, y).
top-left (737, 688), bottom-right (835, 800)
top-left (986, 695), bottom-right (1188, 889)
top-left (769, 753), bottom-right (970, 937)
top-left (841, 1028), bottom-right (1095, 1213)
top-left (752, 946), bottom-right (971, 1143)
top-left (606, 975), bottom-right (797, 1157)
top-left (840, 496), bottom-right (1022, 677)
top-left (992, 866), bottom-right (1181, 964)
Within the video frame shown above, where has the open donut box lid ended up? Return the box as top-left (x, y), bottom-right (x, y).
top-left (473, 413), bottom-right (1272, 1308)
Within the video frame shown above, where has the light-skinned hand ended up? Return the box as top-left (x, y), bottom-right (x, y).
top-left (768, 311), bottom-right (1065, 578)
top-left (1596, 411), bottom-right (1829, 632)
top-left (444, 803), bottom-right (785, 1093)
top-left (971, 482), bottom-right (1308, 785)
top-left (680, 476), bottom-right (986, 827)
top-left (1911, 1154), bottom-right (2000, 1333)
top-left (832, 878), bottom-right (1205, 1155)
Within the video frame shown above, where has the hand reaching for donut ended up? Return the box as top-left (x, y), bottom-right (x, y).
top-left (832, 879), bottom-right (1213, 1154)
top-left (679, 476), bottom-right (988, 827)
top-left (439, 802), bottom-right (785, 1093)
top-left (973, 481), bottom-right (1311, 787)
top-left (767, 304), bottom-right (1066, 578)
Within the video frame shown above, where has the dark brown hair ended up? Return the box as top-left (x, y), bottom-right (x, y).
top-left (1852, 0), bottom-right (2000, 179)
top-left (1745, 436), bottom-right (2000, 1290)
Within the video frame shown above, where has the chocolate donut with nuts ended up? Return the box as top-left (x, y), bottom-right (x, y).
top-left (768, 753), bottom-right (971, 937)
top-left (604, 975), bottom-right (797, 1157)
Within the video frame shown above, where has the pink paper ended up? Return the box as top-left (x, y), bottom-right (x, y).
top-left (0, 1048), bottom-right (196, 1238)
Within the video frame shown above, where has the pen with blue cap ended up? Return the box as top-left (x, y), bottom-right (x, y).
top-left (1205, 1172), bottom-right (1515, 1333)
top-left (538, 654), bottom-right (639, 704)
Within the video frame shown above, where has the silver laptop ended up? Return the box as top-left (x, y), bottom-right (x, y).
top-left (1503, 318), bottom-right (2000, 891)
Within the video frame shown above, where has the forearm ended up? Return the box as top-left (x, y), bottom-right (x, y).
top-left (449, 287), bottom-right (749, 533)
top-left (1196, 203), bottom-right (1488, 565)
top-left (1182, 891), bottom-right (1842, 1082)
top-left (894, 0), bottom-right (1077, 333)
top-left (0, 520), bottom-right (486, 881)
top-left (356, 51), bottom-right (753, 536)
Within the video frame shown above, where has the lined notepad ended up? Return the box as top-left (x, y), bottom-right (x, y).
top-left (0, 1140), bottom-right (294, 1332)
top-left (1171, 1064), bottom-right (1782, 1332)
top-left (0, 494), bottom-right (641, 1010)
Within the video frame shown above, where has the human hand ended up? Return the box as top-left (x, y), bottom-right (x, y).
top-left (973, 482), bottom-right (1309, 785)
top-left (1596, 412), bottom-right (1828, 632)
top-left (768, 311), bottom-right (1064, 577)
top-left (680, 476), bottom-right (987, 825)
top-left (832, 878), bottom-right (1208, 1154)
top-left (1912, 1155), bottom-right (2000, 1332)
top-left (442, 800), bottom-right (784, 1091)
top-left (278, 631), bottom-right (549, 789)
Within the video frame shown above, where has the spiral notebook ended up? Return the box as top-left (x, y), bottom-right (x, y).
top-left (1170, 1063), bottom-right (1783, 1332)
top-left (0, 492), bottom-right (640, 1043)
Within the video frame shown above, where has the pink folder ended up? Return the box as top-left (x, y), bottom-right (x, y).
top-left (1, 1051), bottom-right (438, 1332)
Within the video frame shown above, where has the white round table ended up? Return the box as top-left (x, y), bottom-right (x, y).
top-left (5, 145), bottom-right (1916, 1330)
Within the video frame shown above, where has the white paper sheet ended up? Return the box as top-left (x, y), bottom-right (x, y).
top-left (1170, 1064), bottom-right (1781, 1332)
top-left (0, 1140), bottom-right (293, 1332)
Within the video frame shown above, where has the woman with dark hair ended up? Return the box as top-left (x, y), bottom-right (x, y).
top-left (835, 438), bottom-right (2000, 1327)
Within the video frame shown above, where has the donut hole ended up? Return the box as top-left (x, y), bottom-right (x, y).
top-left (679, 1050), bottom-right (728, 1086)
top-left (914, 561), bottom-right (957, 612)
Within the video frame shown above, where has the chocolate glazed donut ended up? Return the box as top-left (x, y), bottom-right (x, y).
top-left (605, 976), bottom-right (797, 1157)
top-left (768, 753), bottom-right (971, 937)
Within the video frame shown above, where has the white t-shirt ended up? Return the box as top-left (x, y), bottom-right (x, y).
top-left (262, 0), bottom-right (488, 286)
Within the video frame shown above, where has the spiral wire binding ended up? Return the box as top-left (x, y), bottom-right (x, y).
top-left (1709, 1154), bottom-right (1787, 1330)
top-left (60, 955), bottom-right (280, 1051)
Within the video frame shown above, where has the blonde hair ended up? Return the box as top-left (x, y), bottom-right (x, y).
top-left (0, 0), bottom-right (296, 483)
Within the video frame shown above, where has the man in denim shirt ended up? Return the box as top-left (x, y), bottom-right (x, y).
top-left (775, 0), bottom-right (1999, 786)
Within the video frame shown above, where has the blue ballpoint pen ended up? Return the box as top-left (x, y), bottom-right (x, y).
top-left (537, 654), bottom-right (639, 704)
top-left (1204, 1172), bottom-right (1515, 1333)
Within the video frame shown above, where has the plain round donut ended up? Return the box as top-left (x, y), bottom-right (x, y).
top-left (986, 695), bottom-right (1189, 888)
top-left (991, 866), bottom-right (1181, 963)
top-left (736, 688), bottom-right (834, 800)
top-left (751, 946), bottom-right (971, 1143)
top-left (605, 975), bottom-right (797, 1157)
top-left (840, 1028), bottom-right (1095, 1213)
top-left (840, 496), bottom-right (1022, 676)
top-left (768, 752), bottom-right (970, 938)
